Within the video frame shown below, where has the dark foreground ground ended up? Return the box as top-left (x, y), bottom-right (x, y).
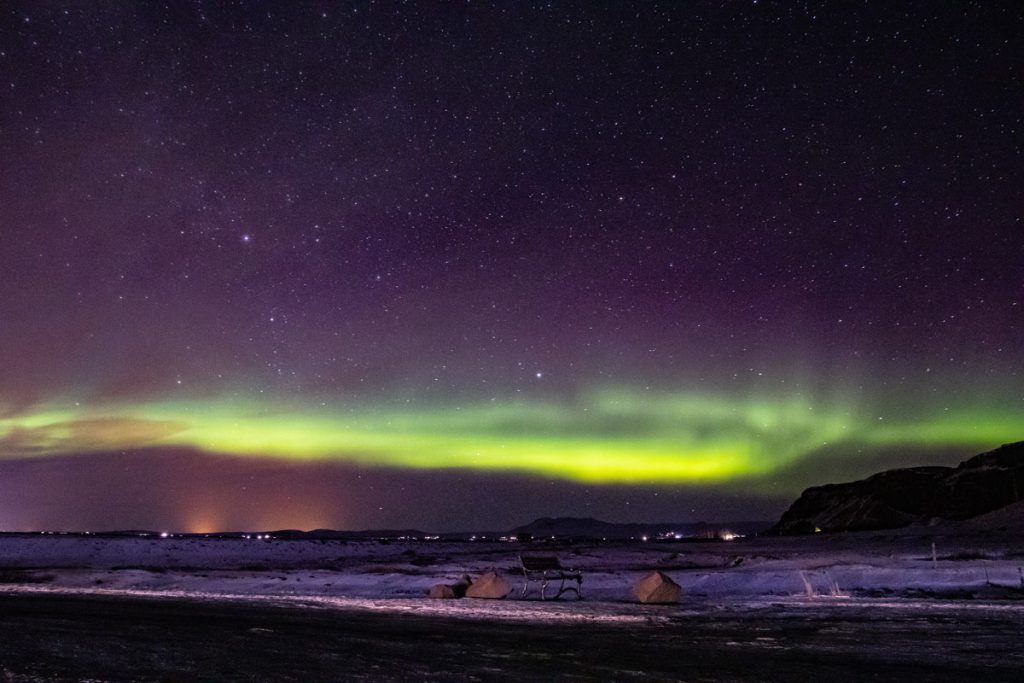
top-left (0, 594), bottom-right (1022, 682)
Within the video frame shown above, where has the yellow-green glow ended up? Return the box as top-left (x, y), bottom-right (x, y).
top-left (0, 389), bottom-right (1020, 484)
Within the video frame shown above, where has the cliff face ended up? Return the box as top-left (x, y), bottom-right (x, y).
top-left (771, 442), bottom-right (1024, 534)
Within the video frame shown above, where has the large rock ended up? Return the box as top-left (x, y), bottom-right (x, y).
top-left (771, 441), bottom-right (1024, 534)
top-left (465, 571), bottom-right (511, 599)
top-left (632, 571), bottom-right (681, 604)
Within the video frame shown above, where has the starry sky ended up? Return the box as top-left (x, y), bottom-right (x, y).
top-left (0, 2), bottom-right (1021, 532)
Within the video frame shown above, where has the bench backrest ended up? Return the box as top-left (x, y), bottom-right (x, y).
top-left (520, 555), bottom-right (563, 571)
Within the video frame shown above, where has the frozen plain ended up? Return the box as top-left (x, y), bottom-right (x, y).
top-left (1, 522), bottom-right (1023, 680)
top-left (1, 522), bottom-right (1023, 607)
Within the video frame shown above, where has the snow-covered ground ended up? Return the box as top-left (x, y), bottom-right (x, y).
top-left (0, 527), bottom-right (1021, 621)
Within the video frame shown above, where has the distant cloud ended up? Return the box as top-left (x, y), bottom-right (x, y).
top-left (0, 417), bottom-right (187, 458)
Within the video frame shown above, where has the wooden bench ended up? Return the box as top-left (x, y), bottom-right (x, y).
top-left (519, 555), bottom-right (583, 600)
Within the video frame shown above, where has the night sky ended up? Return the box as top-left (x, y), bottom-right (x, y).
top-left (1, 2), bottom-right (1021, 532)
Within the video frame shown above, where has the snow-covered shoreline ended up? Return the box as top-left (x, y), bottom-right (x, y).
top-left (1, 530), bottom-right (1021, 611)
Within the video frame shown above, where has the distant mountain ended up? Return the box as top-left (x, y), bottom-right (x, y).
top-left (511, 516), bottom-right (769, 540)
top-left (268, 528), bottom-right (427, 540)
top-left (4, 519), bottom-right (771, 540)
top-left (771, 441), bottom-right (1024, 534)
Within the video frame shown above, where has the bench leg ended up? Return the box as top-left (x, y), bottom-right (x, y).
top-left (522, 574), bottom-right (581, 600)
top-left (551, 577), bottom-right (583, 600)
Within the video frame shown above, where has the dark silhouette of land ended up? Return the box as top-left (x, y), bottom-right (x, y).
top-left (773, 441), bottom-right (1024, 534)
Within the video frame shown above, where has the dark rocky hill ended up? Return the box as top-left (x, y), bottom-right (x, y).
top-left (771, 441), bottom-right (1024, 534)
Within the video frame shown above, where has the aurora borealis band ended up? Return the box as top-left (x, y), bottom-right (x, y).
top-left (1, 2), bottom-right (1022, 531)
top-left (4, 391), bottom-right (1024, 485)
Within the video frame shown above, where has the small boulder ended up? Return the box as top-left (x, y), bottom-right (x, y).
top-left (428, 584), bottom-right (456, 599)
top-left (632, 571), bottom-right (681, 604)
top-left (465, 570), bottom-right (511, 599)
top-left (450, 575), bottom-right (473, 598)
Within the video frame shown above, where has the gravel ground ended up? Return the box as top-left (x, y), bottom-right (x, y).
top-left (0, 592), bottom-right (1022, 682)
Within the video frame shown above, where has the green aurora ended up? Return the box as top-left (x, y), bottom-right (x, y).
top-left (2, 389), bottom-right (1020, 487)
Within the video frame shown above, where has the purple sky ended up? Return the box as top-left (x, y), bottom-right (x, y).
top-left (0, 2), bottom-right (1021, 531)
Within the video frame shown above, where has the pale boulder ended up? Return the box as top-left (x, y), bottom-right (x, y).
top-left (428, 584), bottom-right (457, 599)
top-left (632, 571), bottom-right (682, 604)
top-left (465, 570), bottom-right (511, 599)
